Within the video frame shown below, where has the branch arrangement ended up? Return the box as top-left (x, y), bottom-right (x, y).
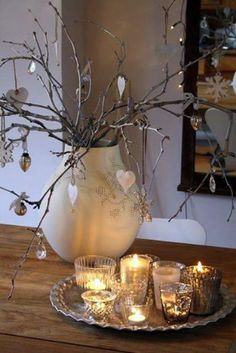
top-left (0, 1), bottom-right (235, 298)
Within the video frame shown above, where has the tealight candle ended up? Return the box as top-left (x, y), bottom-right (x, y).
top-left (152, 261), bottom-right (185, 310)
top-left (181, 261), bottom-right (222, 315)
top-left (128, 308), bottom-right (146, 323)
top-left (121, 297), bottom-right (152, 327)
top-left (87, 278), bottom-right (106, 290)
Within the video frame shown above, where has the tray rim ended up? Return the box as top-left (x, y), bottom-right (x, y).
top-left (50, 275), bottom-right (236, 332)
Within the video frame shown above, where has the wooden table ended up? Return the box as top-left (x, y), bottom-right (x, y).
top-left (0, 224), bottom-right (235, 353)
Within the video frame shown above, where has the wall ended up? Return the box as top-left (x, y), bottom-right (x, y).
top-left (0, 0), bottom-right (62, 226)
top-left (62, 0), bottom-right (236, 249)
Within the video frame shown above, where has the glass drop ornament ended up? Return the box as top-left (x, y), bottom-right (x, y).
top-left (117, 75), bottom-right (126, 99)
top-left (19, 152), bottom-right (31, 172)
top-left (14, 201), bottom-right (27, 216)
top-left (36, 242), bottom-right (47, 260)
top-left (209, 174), bottom-right (216, 193)
top-left (190, 115), bottom-right (202, 131)
top-left (67, 182), bottom-right (78, 206)
top-left (28, 60), bottom-right (36, 74)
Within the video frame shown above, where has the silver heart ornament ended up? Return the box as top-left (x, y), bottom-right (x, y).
top-left (6, 87), bottom-right (29, 110)
top-left (116, 169), bottom-right (136, 193)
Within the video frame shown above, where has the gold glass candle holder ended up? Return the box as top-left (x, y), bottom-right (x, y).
top-left (121, 295), bottom-right (152, 327)
top-left (74, 255), bottom-right (116, 290)
top-left (181, 262), bottom-right (222, 315)
top-left (81, 290), bottom-right (117, 320)
top-left (160, 282), bottom-right (193, 324)
top-left (152, 261), bottom-right (185, 310)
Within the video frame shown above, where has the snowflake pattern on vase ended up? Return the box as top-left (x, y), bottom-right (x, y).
top-left (205, 73), bottom-right (231, 103)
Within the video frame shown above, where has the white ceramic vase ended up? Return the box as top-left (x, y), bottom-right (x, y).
top-left (39, 143), bottom-right (140, 262)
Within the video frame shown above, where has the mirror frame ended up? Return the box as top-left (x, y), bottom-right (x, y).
top-left (178, 0), bottom-right (236, 196)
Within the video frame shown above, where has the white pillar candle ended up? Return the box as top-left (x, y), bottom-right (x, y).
top-left (152, 263), bottom-right (181, 310)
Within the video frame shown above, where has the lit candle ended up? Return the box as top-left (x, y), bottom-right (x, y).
top-left (182, 262), bottom-right (222, 315)
top-left (152, 261), bottom-right (183, 310)
top-left (87, 278), bottom-right (106, 290)
top-left (128, 308), bottom-right (146, 323)
top-left (120, 254), bottom-right (151, 284)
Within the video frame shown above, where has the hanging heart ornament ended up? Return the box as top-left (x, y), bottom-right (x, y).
top-left (6, 87), bottom-right (29, 110)
top-left (116, 169), bottom-right (136, 193)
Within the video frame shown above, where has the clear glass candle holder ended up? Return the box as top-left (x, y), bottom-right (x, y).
top-left (120, 254), bottom-right (152, 287)
top-left (121, 295), bottom-right (152, 327)
top-left (81, 290), bottom-right (117, 320)
top-left (160, 282), bottom-right (193, 324)
top-left (152, 261), bottom-right (186, 310)
top-left (74, 255), bottom-right (116, 290)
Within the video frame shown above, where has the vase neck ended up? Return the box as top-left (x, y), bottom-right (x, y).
top-left (63, 144), bottom-right (122, 171)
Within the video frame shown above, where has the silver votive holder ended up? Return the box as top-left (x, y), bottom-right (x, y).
top-left (181, 265), bottom-right (222, 315)
top-left (74, 255), bottom-right (116, 290)
top-left (160, 282), bottom-right (193, 324)
top-left (81, 290), bottom-right (117, 320)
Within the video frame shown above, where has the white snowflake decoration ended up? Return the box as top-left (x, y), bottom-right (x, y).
top-left (205, 73), bottom-right (231, 103)
top-left (0, 140), bottom-right (14, 167)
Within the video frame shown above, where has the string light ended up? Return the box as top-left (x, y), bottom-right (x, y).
top-left (179, 37), bottom-right (183, 46)
top-left (170, 21), bottom-right (181, 30)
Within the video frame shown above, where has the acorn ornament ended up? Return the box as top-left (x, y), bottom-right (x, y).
top-left (19, 152), bottom-right (31, 172)
top-left (14, 201), bottom-right (27, 216)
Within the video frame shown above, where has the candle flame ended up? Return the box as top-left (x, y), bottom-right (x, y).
top-left (132, 254), bottom-right (139, 267)
top-left (88, 278), bottom-right (106, 290)
top-left (197, 261), bottom-right (203, 272)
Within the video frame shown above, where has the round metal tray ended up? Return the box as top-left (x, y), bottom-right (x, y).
top-left (50, 275), bottom-right (236, 331)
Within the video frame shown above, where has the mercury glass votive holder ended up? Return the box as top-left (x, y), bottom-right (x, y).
top-left (121, 295), bottom-right (152, 327)
top-left (81, 290), bottom-right (117, 320)
top-left (152, 261), bottom-right (186, 310)
top-left (74, 255), bottom-right (116, 290)
top-left (160, 282), bottom-right (193, 324)
top-left (181, 265), bottom-right (222, 315)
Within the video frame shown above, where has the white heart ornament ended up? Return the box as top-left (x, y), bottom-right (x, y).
top-left (117, 75), bottom-right (126, 98)
top-left (6, 87), bottom-right (29, 110)
top-left (116, 169), bottom-right (136, 193)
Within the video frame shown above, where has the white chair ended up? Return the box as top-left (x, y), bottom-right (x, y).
top-left (137, 218), bottom-right (207, 245)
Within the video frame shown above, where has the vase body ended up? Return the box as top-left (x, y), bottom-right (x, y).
top-left (39, 144), bottom-right (140, 262)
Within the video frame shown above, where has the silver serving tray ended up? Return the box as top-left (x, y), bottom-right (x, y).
top-left (50, 275), bottom-right (236, 332)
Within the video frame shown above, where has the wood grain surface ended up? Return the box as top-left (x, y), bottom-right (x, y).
top-left (0, 224), bottom-right (235, 353)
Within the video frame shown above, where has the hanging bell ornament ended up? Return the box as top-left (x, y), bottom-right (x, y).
top-left (190, 115), bottom-right (202, 131)
top-left (14, 201), bottom-right (27, 216)
top-left (19, 152), bottom-right (31, 172)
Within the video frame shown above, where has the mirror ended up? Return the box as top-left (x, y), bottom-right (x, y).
top-left (179, 0), bottom-right (236, 195)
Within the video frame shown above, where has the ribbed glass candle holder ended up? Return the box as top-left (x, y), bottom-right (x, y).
top-left (74, 255), bottom-right (116, 290)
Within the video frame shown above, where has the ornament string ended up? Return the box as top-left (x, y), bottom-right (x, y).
top-left (13, 59), bottom-right (18, 92)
